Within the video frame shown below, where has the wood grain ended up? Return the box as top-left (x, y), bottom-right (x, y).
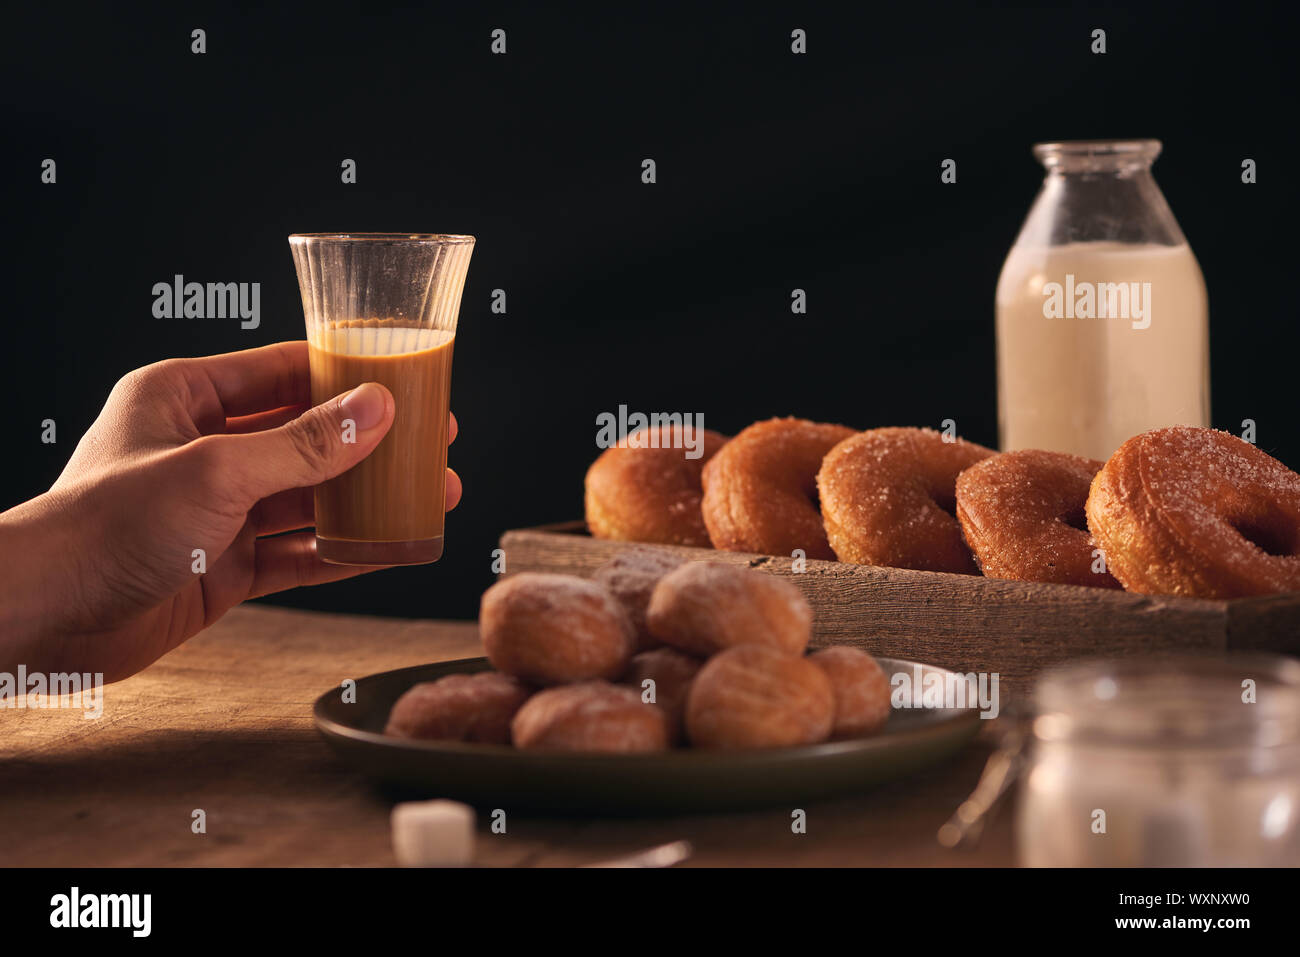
top-left (0, 602), bottom-right (1012, 867)
top-left (500, 521), bottom-right (1300, 707)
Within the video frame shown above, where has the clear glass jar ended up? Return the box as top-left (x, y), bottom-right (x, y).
top-left (996, 139), bottom-right (1210, 461)
top-left (1017, 655), bottom-right (1300, 867)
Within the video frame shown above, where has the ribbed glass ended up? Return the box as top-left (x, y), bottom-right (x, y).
top-left (290, 233), bottom-right (475, 344)
top-left (288, 233), bottom-right (475, 566)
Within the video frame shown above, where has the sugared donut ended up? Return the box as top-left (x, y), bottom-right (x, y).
top-left (511, 681), bottom-right (670, 752)
top-left (685, 644), bottom-right (834, 749)
top-left (817, 426), bottom-right (995, 572)
top-left (622, 647), bottom-right (702, 743)
top-left (384, 672), bottom-right (533, 744)
top-left (701, 417), bottom-right (856, 560)
top-left (591, 548), bottom-right (685, 652)
top-left (584, 424), bottom-right (728, 546)
top-left (646, 561), bottom-right (812, 657)
top-left (480, 573), bottom-right (634, 685)
top-left (1086, 426), bottom-right (1300, 598)
top-left (809, 647), bottom-right (892, 738)
top-left (956, 450), bottom-right (1122, 589)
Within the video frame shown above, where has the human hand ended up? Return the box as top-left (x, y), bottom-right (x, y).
top-left (0, 341), bottom-right (460, 682)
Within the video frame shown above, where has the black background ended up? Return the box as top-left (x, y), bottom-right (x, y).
top-left (4, 1), bottom-right (1293, 621)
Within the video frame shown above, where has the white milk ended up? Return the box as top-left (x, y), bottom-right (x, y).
top-left (996, 241), bottom-right (1209, 462)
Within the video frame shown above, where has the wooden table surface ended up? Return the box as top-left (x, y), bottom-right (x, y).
top-left (0, 604), bottom-right (1015, 867)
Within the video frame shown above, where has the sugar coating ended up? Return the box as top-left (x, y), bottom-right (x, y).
top-left (585, 425), bottom-right (728, 546)
top-left (384, 672), bottom-right (534, 743)
top-left (391, 800), bottom-right (475, 867)
top-left (809, 646), bottom-right (892, 738)
top-left (685, 644), bottom-right (834, 749)
top-left (955, 449), bottom-right (1121, 589)
top-left (511, 681), bottom-right (670, 752)
top-left (592, 548), bottom-right (687, 651)
top-left (1087, 426), bottom-right (1300, 597)
top-left (701, 417), bottom-right (857, 560)
top-left (480, 573), bottom-right (635, 685)
top-left (621, 646), bottom-right (703, 743)
top-left (817, 427), bottom-right (995, 573)
top-left (646, 561), bottom-right (813, 657)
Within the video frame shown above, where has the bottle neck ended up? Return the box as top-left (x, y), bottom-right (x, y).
top-left (1015, 163), bottom-right (1187, 247)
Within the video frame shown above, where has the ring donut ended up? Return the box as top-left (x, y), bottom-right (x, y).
top-left (817, 426), bottom-right (995, 572)
top-left (584, 424), bottom-right (728, 547)
top-left (701, 417), bottom-right (856, 560)
top-left (1086, 426), bottom-right (1300, 598)
top-left (956, 449), bottom-right (1122, 588)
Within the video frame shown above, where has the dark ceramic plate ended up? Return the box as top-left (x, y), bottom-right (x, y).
top-left (314, 656), bottom-right (982, 814)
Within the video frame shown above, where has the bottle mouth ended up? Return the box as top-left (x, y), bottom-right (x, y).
top-left (1033, 139), bottom-right (1162, 172)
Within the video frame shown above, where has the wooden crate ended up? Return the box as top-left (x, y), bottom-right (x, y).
top-left (499, 521), bottom-right (1300, 705)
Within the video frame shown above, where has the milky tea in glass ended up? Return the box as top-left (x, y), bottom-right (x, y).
top-left (289, 234), bottom-right (474, 565)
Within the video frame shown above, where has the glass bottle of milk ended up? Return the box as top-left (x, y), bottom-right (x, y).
top-left (996, 140), bottom-right (1209, 461)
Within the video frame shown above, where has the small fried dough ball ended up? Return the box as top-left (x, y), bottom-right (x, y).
top-left (622, 646), bottom-right (703, 743)
top-left (511, 681), bottom-right (670, 752)
top-left (808, 646), bottom-right (892, 738)
top-left (646, 562), bottom-right (812, 657)
top-left (685, 645), bottom-right (834, 749)
top-left (591, 548), bottom-right (686, 652)
top-left (384, 672), bottom-right (534, 744)
top-left (480, 573), bottom-right (634, 685)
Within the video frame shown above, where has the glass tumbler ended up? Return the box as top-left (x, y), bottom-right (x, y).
top-left (289, 233), bottom-right (475, 565)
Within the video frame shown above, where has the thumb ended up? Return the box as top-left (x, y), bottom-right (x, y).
top-left (218, 381), bottom-right (394, 502)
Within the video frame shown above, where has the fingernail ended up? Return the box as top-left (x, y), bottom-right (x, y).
top-left (340, 382), bottom-right (388, 430)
